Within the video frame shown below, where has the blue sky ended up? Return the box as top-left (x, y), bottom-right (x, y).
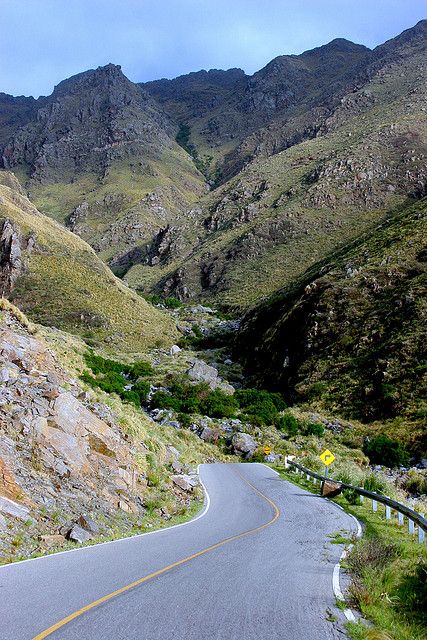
top-left (1, 0), bottom-right (425, 97)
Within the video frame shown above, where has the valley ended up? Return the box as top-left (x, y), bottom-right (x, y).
top-left (0, 15), bottom-right (426, 640)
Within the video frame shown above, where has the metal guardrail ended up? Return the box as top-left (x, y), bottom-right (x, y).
top-left (286, 459), bottom-right (426, 543)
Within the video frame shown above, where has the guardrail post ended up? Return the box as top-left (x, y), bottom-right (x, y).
top-left (360, 495), bottom-right (364, 503)
top-left (372, 499), bottom-right (378, 512)
top-left (398, 511), bottom-right (404, 526)
top-left (419, 515), bottom-right (425, 544)
top-left (306, 474), bottom-right (310, 481)
top-left (385, 497), bottom-right (391, 520)
top-left (408, 519), bottom-right (415, 535)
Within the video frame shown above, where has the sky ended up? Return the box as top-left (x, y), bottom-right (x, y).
top-left (1, 0), bottom-right (426, 98)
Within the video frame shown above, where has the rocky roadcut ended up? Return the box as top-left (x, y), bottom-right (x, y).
top-left (0, 311), bottom-right (204, 560)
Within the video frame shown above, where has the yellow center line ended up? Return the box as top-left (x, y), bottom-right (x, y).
top-left (33, 469), bottom-right (280, 639)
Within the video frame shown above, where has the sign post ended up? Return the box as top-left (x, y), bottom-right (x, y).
top-left (319, 449), bottom-right (335, 478)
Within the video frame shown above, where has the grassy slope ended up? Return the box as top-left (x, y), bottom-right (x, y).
top-left (0, 176), bottom-right (178, 353)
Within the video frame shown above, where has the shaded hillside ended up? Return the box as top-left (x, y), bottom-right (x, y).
top-left (236, 198), bottom-right (427, 454)
top-left (0, 92), bottom-right (39, 150)
top-left (0, 172), bottom-right (177, 352)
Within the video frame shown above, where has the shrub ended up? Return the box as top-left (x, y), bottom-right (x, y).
top-left (140, 293), bottom-right (183, 309)
top-left (151, 377), bottom-right (237, 419)
top-left (347, 538), bottom-right (399, 577)
top-left (363, 435), bottom-right (409, 468)
top-left (342, 487), bottom-right (361, 505)
top-left (235, 389), bottom-right (286, 426)
top-left (164, 297), bottom-right (182, 309)
top-left (305, 381), bottom-right (327, 400)
top-left (132, 361), bottom-right (154, 378)
top-left (199, 388), bottom-right (238, 419)
top-left (403, 471), bottom-right (427, 496)
top-left (277, 413), bottom-right (300, 437)
top-left (177, 413), bottom-right (192, 429)
top-left (304, 422), bottom-right (325, 437)
top-left (151, 391), bottom-right (181, 412)
top-left (395, 560), bottom-right (427, 620)
top-left (81, 350), bottom-right (153, 408)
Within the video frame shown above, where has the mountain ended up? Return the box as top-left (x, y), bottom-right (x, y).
top-left (136, 20), bottom-right (426, 310)
top-left (0, 21), bottom-right (425, 334)
top-left (0, 171), bottom-right (177, 352)
top-left (1, 64), bottom-right (206, 276)
top-left (1, 23), bottom-right (425, 311)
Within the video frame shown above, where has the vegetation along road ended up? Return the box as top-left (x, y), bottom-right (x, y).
top-left (0, 463), bottom-right (358, 639)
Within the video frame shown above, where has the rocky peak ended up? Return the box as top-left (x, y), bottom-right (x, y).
top-left (373, 18), bottom-right (427, 57)
top-left (1, 63), bottom-right (173, 180)
top-left (302, 38), bottom-right (371, 56)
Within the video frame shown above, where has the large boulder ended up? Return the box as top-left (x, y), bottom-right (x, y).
top-left (321, 480), bottom-right (342, 498)
top-left (66, 524), bottom-right (93, 544)
top-left (186, 359), bottom-right (234, 394)
top-left (171, 474), bottom-right (199, 492)
top-left (232, 432), bottom-right (257, 457)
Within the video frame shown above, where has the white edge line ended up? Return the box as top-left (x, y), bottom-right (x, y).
top-left (0, 463), bottom-right (211, 571)
top-left (329, 499), bottom-right (362, 623)
top-left (261, 463), bottom-right (280, 476)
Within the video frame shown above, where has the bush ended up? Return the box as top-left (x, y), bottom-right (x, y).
top-left (81, 350), bottom-right (153, 408)
top-left (395, 561), bottom-right (427, 620)
top-left (140, 293), bottom-right (183, 309)
top-left (235, 389), bottom-right (286, 426)
top-left (403, 471), bottom-right (427, 496)
top-left (151, 390), bottom-right (181, 412)
top-left (199, 389), bottom-right (238, 418)
top-left (277, 413), bottom-right (300, 437)
top-left (342, 487), bottom-right (361, 505)
top-left (151, 377), bottom-right (237, 419)
top-left (347, 538), bottom-right (399, 577)
top-left (363, 435), bottom-right (410, 468)
top-left (304, 422), bottom-right (325, 437)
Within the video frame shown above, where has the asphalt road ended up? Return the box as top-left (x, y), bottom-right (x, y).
top-left (0, 463), bottom-right (358, 640)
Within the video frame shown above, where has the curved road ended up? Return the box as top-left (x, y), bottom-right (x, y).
top-left (0, 463), bottom-right (358, 639)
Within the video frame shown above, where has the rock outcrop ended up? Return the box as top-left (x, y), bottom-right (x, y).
top-left (0, 309), bottom-right (192, 559)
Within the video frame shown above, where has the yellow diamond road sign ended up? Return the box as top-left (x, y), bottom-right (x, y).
top-left (319, 449), bottom-right (335, 466)
top-left (263, 445), bottom-right (271, 456)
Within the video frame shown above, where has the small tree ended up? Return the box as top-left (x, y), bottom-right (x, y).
top-left (363, 435), bottom-right (409, 468)
top-left (277, 413), bottom-right (300, 437)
